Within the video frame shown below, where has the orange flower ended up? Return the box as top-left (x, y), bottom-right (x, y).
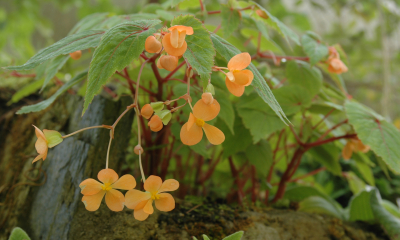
top-left (342, 138), bottom-right (370, 160)
top-left (256, 9), bottom-right (269, 19)
top-left (201, 92), bottom-right (214, 105)
top-left (148, 115), bottom-right (163, 132)
top-left (327, 46), bottom-right (348, 74)
top-left (79, 168), bottom-right (136, 212)
top-left (145, 36), bottom-right (162, 53)
top-left (69, 50), bottom-right (82, 60)
top-left (180, 98), bottom-right (225, 146)
top-left (125, 175), bottom-right (179, 221)
top-left (159, 55), bottom-right (178, 71)
top-left (162, 25), bottom-right (194, 57)
top-left (32, 125), bottom-right (63, 163)
top-left (224, 53), bottom-right (254, 97)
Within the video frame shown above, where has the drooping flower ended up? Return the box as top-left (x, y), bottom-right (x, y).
top-left (162, 25), bottom-right (194, 57)
top-left (224, 53), bottom-right (254, 97)
top-left (79, 168), bottom-right (136, 212)
top-left (342, 138), bottom-right (370, 160)
top-left (148, 115), bottom-right (163, 132)
top-left (141, 104), bottom-right (154, 119)
top-left (180, 98), bottom-right (225, 146)
top-left (159, 55), bottom-right (178, 71)
top-left (69, 50), bottom-right (82, 60)
top-left (145, 35), bottom-right (162, 53)
top-left (327, 46), bottom-right (348, 74)
top-left (125, 175), bottom-right (179, 221)
top-left (32, 125), bottom-right (63, 163)
top-left (256, 9), bottom-right (269, 19)
top-left (201, 92), bottom-right (214, 105)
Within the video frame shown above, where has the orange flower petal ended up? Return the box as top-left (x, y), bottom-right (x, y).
top-left (171, 28), bottom-right (179, 48)
top-left (168, 25), bottom-right (194, 35)
top-left (33, 125), bottom-right (46, 141)
top-left (82, 190), bottom-right (106, 211)
top-left (32, 154), bottom-right (45, 163)
top-left (180, 122), bottom-right (203, 146)
top-left (202, 123), bottom-right (225, 145)
top-left (98, 169), bottom-right (119, 185)
top-left (232, 71), bottom-right (251, 86)
top-left (158, 179), bottom-right (179, 193)
top-left (105, 189), bottom-right (125, 212)
top-left (35, 137), bottom-right (48, 155)
top-left (79, 178), bottom-right (103, 195)
top-left (112, 174), bottom-right (136, 190)
top-left (134, 209), bottom-right (150, 221)
top-left (155, 193), bottom-right (175, 212)
top-left (178, 31), bottom-right (187, 48)
top-left (125, 190), bottom-right (151, 209)
top-left (162, 33), bottom-right (187, 57)
top-left (143, 199), bottom-right (154, 214)
top-left (242, 70), bottom-right (254, 86)
top-left (193, 99), bottom-right (220, 121)
top-left (187, 113), bottom-right (195, 131)
top-left (225, 78), bottom-right (245, 97)
top-left (342, 142), bottom-right (354, 160)
top-left (228, 52), bottom-right (251, 71)
top-left (356, 140), bottom-right (370, 153)
top-left (144, 175), bottom-right (162, 193)
top-left (134, 199), bottom-right (149, 210)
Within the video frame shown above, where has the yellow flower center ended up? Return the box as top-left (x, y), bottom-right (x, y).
top-left (151, 192), bottom-right (160, 200)
top-left (195, 118), bottom-right (205, 127)
top-left (232, 70), bottom-right (240, 73)
top-left (101, 182), bottom-right (113, 191)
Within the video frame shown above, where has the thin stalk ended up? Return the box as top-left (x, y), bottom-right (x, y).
top-left (61, 125), bottom-right (111, 138)
top-left (105, 135), bottom-right (112, 169)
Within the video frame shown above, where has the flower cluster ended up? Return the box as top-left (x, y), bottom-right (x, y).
top-left (327, 46), bottom-right (348, 74)
top-left (79, 169), bottom-right (179, 221)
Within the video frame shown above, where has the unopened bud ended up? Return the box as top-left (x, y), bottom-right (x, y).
top-left (160, 55), bottom-right (178, 71)
top-left (145, 36), bottom-right (162, 53)
top-left (134, 145), bottom-right (144, 155)
top-left (201, 92), bottom-right (214, 105)
top-left (256, 9), bottom-right (269, 19)
top-left (148, 115), bottom-right (163, 132)
top-left (186, 68), bottom-right (193, 78)
top-left (141, 104), bottom-right (154, 119)
top-left (69, 50), bottom-right (82, 60)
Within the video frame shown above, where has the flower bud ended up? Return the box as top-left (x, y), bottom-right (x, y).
top-left (160, 55), bottom-right (178, 71)
top-left (145, 36), bottom-right (162, 53)
top-left (256, 9), bottom-right (269, 19)
top-left (201, 92), bottom-right (214, 105)
top-left (141, 104), bottom-right (154, 119)
top-left (328, 58), bottom-right (348, 74)
top-left (69, 50), bottom-right (82, 60)
top-left (148, 115), bottom-right (163, 132)
top-left (134, 145), bottom-right (144, 155)
top-left (157, 57), bottom-right (164, 69)
top-left (186, 67), bottom-right (193, 78)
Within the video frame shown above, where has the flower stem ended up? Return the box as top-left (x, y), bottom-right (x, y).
top-left (136, 110), bottom-right (146, 182)
top-left (105, 134), bottom-right (112, 169)
top-left (61, 125), bottom-right (112, 139)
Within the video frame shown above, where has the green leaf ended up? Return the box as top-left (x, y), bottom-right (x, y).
top-left (370, 188), bottom-right (400, 240)
top-left (301, 32), bottom-right (328, 65)
top-left (216, 89), bottom-right (234, 134)
top-left (348, 188), bottom-right (375, 221)
top-left (298, 196), bottom-right (344, 219)
top-left (245, 140), bottom-right (272, 177)
top-left (84, 20), bottom-right (160, 115)
top-left (16, 71), bottom-right (88, 114)
top-left (223, 231), bottom-right (244, 240)
top-left (172, 15), bottom-right (215, 85)
top-left (202, 235), bottom-right (211, 240)
top-left (44, 130), bottom-right (63, 148)
top-left (6, 30), bottom-right (104, 71)
top-left (353, 154), bottom-right (375, 186)
top-left (345, 101), bottom-right (400, 174)
top-left (210, 33), bottom-right (288, 124)
top-left (41, 55), bottom-right (70, 91)
top-left (347, 172), bottom-right (366, 195)
top-left (219, 117), bottom-right (252, 158)
top-left (250, 2), bottom-right (300, 45)
top-left (221, 4), bottom-right (241, 37)
top-left (272, 85), bottom-right (313, 116)
top-left (382, 199), bottom-right (400, 219)
top-left (155, 110), bottom-right (172, 125)
top-left (8, 79), bottom-right (44, 105)
top-left (286, 60), bottom-right (322, 97)
top-left (150, 102), bottom-right (165, 112)
top-left (8, 227), bottom-right (31, 240)
top-left (68, 12), bottom-right (109, 34)
top-left (162, 0), bottom-right (186, 8)
top-left (308, 143), bottom-right (342, 176)
top-left (285, 185), bottom-right (332, 203)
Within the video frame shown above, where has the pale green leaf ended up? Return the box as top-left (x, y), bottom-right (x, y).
top-left (8, 79), bottom-right (44, 105)
top-left (216, 89), bottom-right (234, 134)
top-left (245, 140), bottom-right (272, 177)
top-left (221, 4), bottom-right (241, 37)
top-left (84, 20), bottom-right (160, 115)
top-left (308, 143), bottom-right (342, 176)
top-left (172, 15), bottom-right (215, 86)
top-left (301, 32), bottom-right (328, 65)
top-left (381, 199), bottom-right (400, 219)
top-left (8, 227), bottom-right (31, 240)
top-left (345, 101), bottom-right (400, 174)
top-left (299, 196), bottom-right (344, 219)
top-left (286, 60), bottom-right (322, 97)
top-left (6, 30), bottom-right (104, 71)
top-left (41, 55), bottom-right (70, 92)
top-left (17, 71), bottom-right (88, 114)
top-left (68, 12), bottom-right (109, 34)
top-left (218, 118), bottom-right (252, 158)
top-left (223, 231), bottom-right (244, 240)
top-left (348, 189), bottom-right (375, 221)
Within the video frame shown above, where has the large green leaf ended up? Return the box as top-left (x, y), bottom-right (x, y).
top-left (210, 33), bottom-right (288, 124)
top-left (83, 20), bottom-right (160, 115)
top-left (8, 227), bottom-right (31, 240)
top-left (41, 55), bottom-right (70, 91)
top-left (68, 12), bottom-right (109, 34)
top-left (301, 32), bottom-right (328, 65)
top-left (16, 71), bottom-right (88, 114)
top-left (221, 4), bottom-right (241, 37)
top-left (308, 143), bottom-right (342, 176)
top-left (250, 2), bottom-right (300, 45)
top-left (216, 89), bottom-right (235, 134)
top-left (172, 15), bottom-right (215, 86)
top-left (218, 117), bottom-right (253, 158)
top-left (345, 101), bottom-right (400, 174)
top-left (286, 60), bottom-right (322, 97)
top-left (6, 30), bottom-right (104, 71)
top-left (223, 231), bottom-right (244, 240)
top-left (348, 189), bottom-right (375, 221)
top-left (271, 85), bottom-right (313, 116)
top-left (381, 199), bottom-right (400, 219)
top-left (298, 196), bottom-right (344, 219)
top-left (245, 140), bottom-right (272, 177)
top-left (8, 79), bottom-right (44, 104)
